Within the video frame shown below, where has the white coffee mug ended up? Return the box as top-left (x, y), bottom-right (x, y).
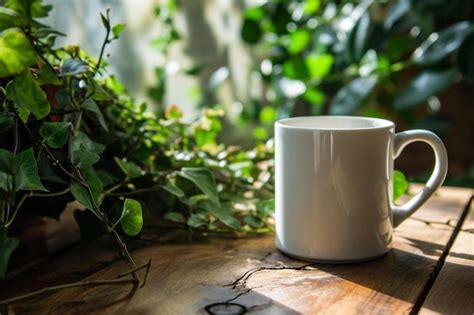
top-left (275, 116), bottom-right (448, 262)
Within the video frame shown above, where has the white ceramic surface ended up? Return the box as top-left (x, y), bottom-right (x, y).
top-left (275, 116), bottom-right (448, 262)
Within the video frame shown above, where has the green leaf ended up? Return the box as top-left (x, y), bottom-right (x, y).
top-left (39, 122), bottom-right (71, 149)
top-left (304, 0), bottom-right (320, 14)
top-left (458, 32), bottom-right (474, 80)
top-left (70, 168), bottom-right (102, 211)
top-left (413, 21), bottom-right (473, 66)
top-left (256, 199), bottom-right (275, 217)
top-left (243, 6), bottom-right (265, 20)
top-left (60, 59), bottom-right (89, 76)
top-left (283, 58), bottom-right (309, 79)
top-left (306, 54), bottom-right (334, 79)
top-left (91, 80), bottom-right (112, 101)
top-left (72, 148), bottom-right (100, 169)
top-left (351, 12), bottom-right (372, 61)
top-left (0, 149), bottom-right (17, 191)
top-left (178, 167), bottom-right (219, 206)
top-left (100, 12), bottom-right (110, 30)
top-left (71, 182), bottom-right (91, 210)
top-left (187, 214), bottom-right (207, 228)
top-left (393, 170), bottom-right (408, 201)
top-left (72, 132), bottom-right (105, 154)
top-left (193, 128), bottom-right (217, 148)
top-left (244, 216), bottom-right (263, 228)
top-left (165, 211), bottom-right (185, 223)
top-left (120, 198), bottom-right (143, 236)
top-left (0, 148), bottom-right (17, 174)
top-left (17, 107), bottom-right (29, 123)
top-left (259, 107), bottom-right (276, 124)
top-left (0, 225), bottom-right (19, 278)
top-left (37, 65), bottom-right (60, 85)
top-left (95, 169), bottom-right (117, 187)
top-left (0, 112), bottom-right (13, 133)
top-left (200, 200), bottom-right (240, 230)
top-left (82, 99), bottom-right (108, 131)
top-left (288, 30), bottom-right (310, 54)
top-left (0, 8), bottom-right (21, 31)
top-left (253, 126), bottom-right (268, 141)
top-left (6, 0), bottom-right (51, 18)
top-left (394, 69), bottom-right (457, 110)
top-left (161, 182), bottom-right (184, 198)
top-left (0, 28), bottom-right (36, 77)
top-left (0, 173), bottom-right (12, 192)
top-left (241, 18), bottom-right (261, 44)
top-left (330, 76), bottom-right (378, 115)
top-left (6, 68), bottom-right (50, 120)
top-left (114, 157), bottom-right (141, 178)
top-left (112, 23), bottom-right (125, 38)
top-left (303, 89), bottom-right (325, 106)
top-left (15, 148), bottom-right (47, 191)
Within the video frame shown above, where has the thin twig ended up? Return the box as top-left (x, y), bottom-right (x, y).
top-left (16, 116), bottom-right (138, 277)
top-left (36, 52), bottom-right (57, 75)
top-left (5, 187), bottom-right (69, 227)
top-left (95, 8), bottom-right (111, 74)
top-left (103, 178), bottom-right (129, 195)
top-left (106, 185), bottom-right (162, 197)
top-left (4, 192), bottom-right (32, 227)
top-left (117, 259), bottom-right (151, 279)
top-left (139, 259), bottom-right (152, 288)
top-left (12, 116), bottom-right (19, 154)
top-left (32, 187), bottom-right (71, 198)
top-left (0, 278), bottom-right (138, 306)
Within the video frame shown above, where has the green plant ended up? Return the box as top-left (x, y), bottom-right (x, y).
top-left (239, 0), bottom-right (473, 138)
top-left (0, 0), bottom-right (274, 286)
top-left (0, 1), bottom-right (143, 281)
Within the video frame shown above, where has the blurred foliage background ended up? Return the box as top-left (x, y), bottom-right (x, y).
top-left (42, 0), bottom-right (473, 187)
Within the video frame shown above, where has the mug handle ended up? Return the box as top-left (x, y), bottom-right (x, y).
top-left (391, 130), bottom-right (448, 227)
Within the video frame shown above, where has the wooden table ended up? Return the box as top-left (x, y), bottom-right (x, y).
top-left (0, 186), bottom-right (472, 314)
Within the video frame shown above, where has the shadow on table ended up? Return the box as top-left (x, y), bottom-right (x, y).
top-left (405, 237), bottom-right (474, 261)
top-left (312, 246), bottom-right (474, 314)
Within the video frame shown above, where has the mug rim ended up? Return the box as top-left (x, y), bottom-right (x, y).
top-left (275, 115), bottom-right (395, 131)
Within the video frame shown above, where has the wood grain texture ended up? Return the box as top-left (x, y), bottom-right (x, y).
top-left (421, 193), bottom-right (473, 315)
top-left (1, 186), bottom-right (472, 315)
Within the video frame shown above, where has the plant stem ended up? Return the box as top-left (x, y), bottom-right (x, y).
top-left (5, 192), bottom-right (32, 227)
top-left (103, 178), bottom-right (129, 195)
top-left (117, 259), bottom-right (151, 279)
top-left (17, 118), bottom-right (138, 277)
top-left (106, 185), bottom-right (162, 197)
top-left (36, 51), bottom-right (57, 75)
top-left (12, 116), bottom-right (19, 154)
top-left (95, 9), bottom-right (111, 74)
top-left (110, 229), bottom-right (137, 277)
top-left (32, 187), bottom-right (71, 198)
top-left (0, 278), bottom-right (138, 306)
top-left (74, 110), bottom-right (83, 130)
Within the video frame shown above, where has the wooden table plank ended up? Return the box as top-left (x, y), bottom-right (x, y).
top-left (1, 186), bottom-right (472, 314)
top-left (420, 193), bottom-right (473, 315)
